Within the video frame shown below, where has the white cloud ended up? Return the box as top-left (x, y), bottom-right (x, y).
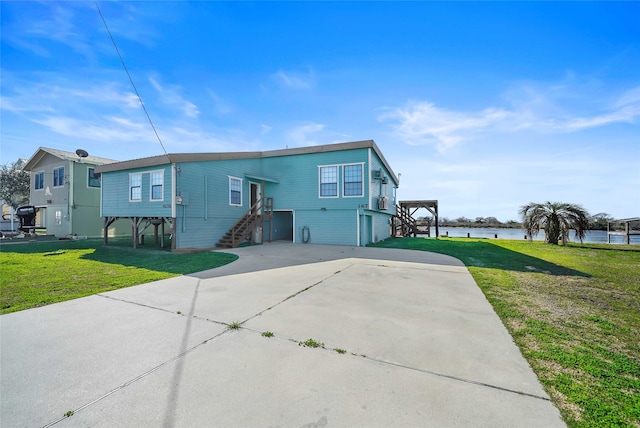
top-left (380, 82), bottom-right (640, 151)
top-left (0, 75), bottom-right (141, 114)
top-left (0, 95), bottom-right (56, 113)
top-left (32, 116), bottom-right (152, 143)
top-left (149, 76), bottom-right (200, 118)
top-left (272, 69), bottom-right (315, 90)
top-left (287, 122), bottom-right (325, 146)
top-left (379, 102), bottom-right (512, 151)
top-left (614, 86), bottom-right (640, 108)
top-left (564, 104), bottom-right (640, 131)
top-left (68, 86), bottom-right (141, 109)
top-left (260, 124), bottom-right (272, 134)
top-left (206, 90), bottom-right (234, 115)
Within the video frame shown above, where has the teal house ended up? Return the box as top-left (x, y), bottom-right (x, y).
top-left (95, 140), bottom-right (399, 250)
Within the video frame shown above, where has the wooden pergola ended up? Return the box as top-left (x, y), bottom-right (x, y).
top-left (607, 217), bottom-right (640, 244)
top-left (395, 200), bottom-right (439, 238)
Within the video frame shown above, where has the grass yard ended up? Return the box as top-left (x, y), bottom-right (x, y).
top-left (0, 238), bottom-right (238, 314)
top-left (370, 238), bottom-right (640, 428)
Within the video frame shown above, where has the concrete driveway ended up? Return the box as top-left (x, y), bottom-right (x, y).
top-left (0, 243), bottom-right (565, 427)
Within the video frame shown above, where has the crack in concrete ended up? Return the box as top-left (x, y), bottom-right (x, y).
top-left (42, 327), bottom-right (231, 428)
top-left (43, 270), bottom-right (352, 426)
top-left (244, 327), bottom-right (551, 403)
top-left (96, 293), bottom-right (228, 327)
top-left (240, 265), bottom-right (352, 325)
top-left (44, 262), bottom-right (547, 427)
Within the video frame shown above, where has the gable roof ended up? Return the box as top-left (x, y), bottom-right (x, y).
top-left (95, 140), bottom-right (399, 184)
top-left (23, 147), bottom-right (118, 172)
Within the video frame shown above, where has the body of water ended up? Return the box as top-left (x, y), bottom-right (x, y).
top-left (428, 227), bottom-right (640, 245)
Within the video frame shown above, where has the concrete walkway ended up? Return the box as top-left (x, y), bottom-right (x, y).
top-left (0, 243), bottom-right (565, 427)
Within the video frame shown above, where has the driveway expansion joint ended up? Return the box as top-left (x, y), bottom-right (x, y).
top-left (41, 328), bottom-right (230, 428)
top-left (240, 326), bottom-right (550, 402)
top-left (241, 264), bottom-right (354, 325)
top-left (96, 293), bottom-right (229, 327)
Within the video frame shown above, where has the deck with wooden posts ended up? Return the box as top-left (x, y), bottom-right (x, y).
top-left (607, 217), bottom-right (640, 244)
top-left (393, 200), bottom-right (439, 238)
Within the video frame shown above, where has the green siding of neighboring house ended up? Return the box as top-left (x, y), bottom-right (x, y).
top-left (24, 149), bottom-right (128, 238)
top-left (69, 162), bottom-right (102, 237)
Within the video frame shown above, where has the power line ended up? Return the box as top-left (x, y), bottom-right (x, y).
top-left (95, 2), bottom-right (170, 162)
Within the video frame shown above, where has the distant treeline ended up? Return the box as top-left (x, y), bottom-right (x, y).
top-left (417, 213), bottom-right (616, 230)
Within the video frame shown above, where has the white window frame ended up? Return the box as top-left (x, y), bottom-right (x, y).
top-left (34, 171), bottom-right (45, 191)
top-left (229, 176), bottom-right (243, 206)
top-left (149, 170), bottom-right (164, 201)
top-left (129, 173), bottom-right (142, 202)
top-left (318, 165), bottom-right (339, 198)
top-left (53, 166), bottom-right (65, 188)
top-left (343, 163), bottom-right (364, 197)
top-left (87, 167), bottom-right (100, 188)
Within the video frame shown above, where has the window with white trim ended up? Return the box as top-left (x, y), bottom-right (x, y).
top-left (343, 164), bottom-right (363, 197)
top-left (53, 167), bottom-right (65, 187)
top-left (129, 173), bottom-right (142, 201)
top-left (35, 172), bottom-right (44, 190)
top-left (150, 171), bottom-right (163, 201)
top-left (319, 165), bottom-right (338, 197)
top-left (88, 168), bottom-right (100, 188)
top-left (229, 177), bottom-right (242, 206)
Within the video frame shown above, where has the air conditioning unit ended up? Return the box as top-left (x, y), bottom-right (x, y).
top-left (381, 176), bottom-right (389, 184)
top-left (378, 196), bottom-right (388, 210)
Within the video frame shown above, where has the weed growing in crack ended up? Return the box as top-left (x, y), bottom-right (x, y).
top-left (64, 410), bottom-right (74, 417)
top-left (228, 321), bottom-right (242, 330)
top-left (300, 338), bottom-right (324, 348)
top-left (334, 348), bottom-right (346, 354)
top-left (261, 331), bottom-right (274, 337)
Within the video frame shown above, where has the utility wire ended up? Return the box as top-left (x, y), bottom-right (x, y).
top-left (95, 2), bottom-right (170, 161)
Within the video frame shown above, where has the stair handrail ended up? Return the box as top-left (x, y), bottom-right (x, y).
top-left (229, 196), bottom-right (274, 247)
top-left (394, 204), bottom-right (417, 237)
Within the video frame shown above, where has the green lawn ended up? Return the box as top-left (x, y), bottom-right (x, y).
top-left (370, 238), bottom-right (640, 428)
top-left (0, 238), bottom-right (238, 314)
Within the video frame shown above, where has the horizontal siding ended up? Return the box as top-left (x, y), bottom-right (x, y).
top-left (264, 148), bottom-right (369, 212)
top-left (29, 157), bottom-right (70, 208)
top-left (71, 205), bottom-right (103, 238)
top-left (71, 163), bottom-right (103, 237)
top-left (72, 163), bottom-right (101, 208)
top-left (173, 158), bottom-right (263, 249)
top-left (101, 165), bottom-right (172, 217)
top-left (100, 146), bottom-right (397, 248)
top-left (295, 209), bottom-right (358, 246)
top-left (371, 211), bottom-right (392, 243)
top-left (369, 148), bottom-right (396, 215)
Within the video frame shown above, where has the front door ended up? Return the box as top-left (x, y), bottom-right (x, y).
top-left (250, 182), bottom-right (261, 214)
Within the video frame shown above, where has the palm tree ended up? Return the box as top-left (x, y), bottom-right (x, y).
top-left (519, 201), bottom-right (590, 245)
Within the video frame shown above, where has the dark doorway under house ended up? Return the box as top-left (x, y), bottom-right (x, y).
top-left (272, 211), bottom-right (293, 242)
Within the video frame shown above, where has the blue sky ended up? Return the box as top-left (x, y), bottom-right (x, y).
top-left (2, 1), bottom-right (639, 221)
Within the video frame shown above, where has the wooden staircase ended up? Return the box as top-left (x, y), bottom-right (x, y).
top-left (392, 200), bottom-right (439, 238)
top-left (216, 197), bottom-right (273, 248)
top-left (393, 204), bottom-right (418, 237)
